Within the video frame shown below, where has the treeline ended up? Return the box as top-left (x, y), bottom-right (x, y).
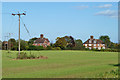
top-left (0, 35), bottom-right (120, 51)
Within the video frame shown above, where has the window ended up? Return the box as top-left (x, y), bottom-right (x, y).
top-left (94, 40), bottom-right (96, 43)
top-left (102, 47), bottom-right (105, 49)
top-left (89, 40), bottom-right (91, 43)
top-left (89, 47), bottom-right (92, 49)
top-left (94, 47), bottom-right (96, 49)
top-left (103, 44), bottom-right (105, 46)
top-left (85, 44), bottom-right (87, 46)
top-left (89, 44), bottom-right (92, 46)
top-left (98, 47), bottom-right (101, 50)
top-left (98, 44), bottom-right (100, 46)
top-left (94, 44), bottom-right (96, 46)
top-left (40, 43), bottom-right (43, 45)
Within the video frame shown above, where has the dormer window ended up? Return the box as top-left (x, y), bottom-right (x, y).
top-left (89, 40), bottom-right (91, 43)
top-left (94, 40), bottom-right (96, 43)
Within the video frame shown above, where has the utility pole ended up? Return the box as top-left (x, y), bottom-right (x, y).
top-left (12, 12), bottom-right (26, 58)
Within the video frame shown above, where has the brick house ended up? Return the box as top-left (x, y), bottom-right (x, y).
top-left (83, 36), bottom-right (105, 50)
top-left (33, 34), bottom-right (50, 48)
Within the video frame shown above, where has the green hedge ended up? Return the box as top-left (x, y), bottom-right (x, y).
top-left (91, 48), bottom-right (119, 52)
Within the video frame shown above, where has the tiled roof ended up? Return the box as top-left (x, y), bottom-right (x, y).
top-left (34, 38), bottom-right (50, 43)
top-left (83, 39), bottom-right (104, 44)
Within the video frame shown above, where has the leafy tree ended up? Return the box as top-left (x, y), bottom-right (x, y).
top-left (54, 37), bottom-right (67, 49)
top-left (2, 41), bottom-right (8, 50)
top-left (28, 37), bottom-right (37, 45)
top-left (65, 36), bottom-right (75, 48)
top-left (99, 35), bottom-right (111, 48)
top-left (16, 39), bottom-right (28, 50)
top-left (73, 39), bottom-right (85, 50)
top-left (54, 36), bottom-right (75, 50)
top-left (8, 38), bottom-right (17, 50)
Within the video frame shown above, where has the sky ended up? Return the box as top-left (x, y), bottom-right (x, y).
top-left (2, 2), bottom-right (118, 43)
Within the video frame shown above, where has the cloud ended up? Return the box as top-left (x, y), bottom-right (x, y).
top-left (97, 4), bottom-right (113, 8)
top-left (74, 5), bottom-right (89, 10)
top-left (95, 10), bottom-right (117, 18)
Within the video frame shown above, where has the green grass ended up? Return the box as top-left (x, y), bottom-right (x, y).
top-left (2, 50), bottom-right (118, 78)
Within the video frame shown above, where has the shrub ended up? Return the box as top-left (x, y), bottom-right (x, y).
top-left (51, 47), bottom-right (56, 50)
top-left (17, 52), bottom-right (28, 59)
top-left (17, 52), bottom-right (37, 59)
top-left (29, 53), bottom-right (36, 59)
top-left (45, 46), bottom-right (52, 50)
top-left (91, 48), bottom-right (96, 51)
top-left (85, 48), bottom-right (89, 50)
top-left (28, 45), bottom-right (36, 50)
top-left (93, 48), bottom-right (118, 52)
top-left (36, 46), bottom-right (44, 50)
top-left (98, 69), bottom-right (119, 78)
top-left (55, 47), bottom-right (61, 50)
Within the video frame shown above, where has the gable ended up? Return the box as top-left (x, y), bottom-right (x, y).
top-left (34, 38), bottom-right (50, 43)
top-left (84, 39), bottom-right (104, 44)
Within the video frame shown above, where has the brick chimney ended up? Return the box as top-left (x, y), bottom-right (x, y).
top-left (40, 34), bottom-right (44, 38)
top-left (90, 36), bottom-right (93, 39)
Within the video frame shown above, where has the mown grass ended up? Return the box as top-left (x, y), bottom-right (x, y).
top-left (2, 50), bottom-right (118, 78)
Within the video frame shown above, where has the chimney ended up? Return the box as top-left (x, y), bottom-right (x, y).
top-left (90, 36), bottom-right (93, 39)
top-left (40, 34), bottom-right (44, 38)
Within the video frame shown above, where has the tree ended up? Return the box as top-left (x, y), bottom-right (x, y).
top-left (54, 36), bottom-right (75, 50)
top-left (65, 36), bottom-right (75, 48)
top-left (28, 37), bottom-right (37, 45)
top-left (99, 35), bottom-right (111, 48)
top-left (8, 38), bottom-right (17, 50)
top-left (0, 40), bottom-right (2, 50)
top-left (16, 39), bottom-right (28, 50)
top-left (2, 41), bottom-right (8, 50)
top-left (73, 39), bottom-right (85, 50)
top-left (54, 37), bottom-right (67, 49)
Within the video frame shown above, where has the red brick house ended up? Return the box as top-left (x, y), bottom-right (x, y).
top-left (83, 36), bottom-right (105, 50)
top-left (33, 34), bottom-right (50, 48)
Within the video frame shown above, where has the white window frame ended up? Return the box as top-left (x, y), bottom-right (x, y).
top-left (98, 47), bottom-right (101, 50)
top-left (89, 47), bottom-right (92, 49)
top-left (94, 44), bottom-right (96, 46)
top-left (89, 40), bottom-right (91, 43)
top-left (89, 44), bottom-right (92, 46)
top-left (98, 44), bottom-right (100, 46)
top-left (102, 47), bottom-right (105, 49)
top-left (94, 40), bottom-right (96, 43)
top-left (85, 44), bottom-right (87, 46)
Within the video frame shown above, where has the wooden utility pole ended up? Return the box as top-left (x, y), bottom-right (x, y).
top-left (12, 12), bottom-right (26, 58)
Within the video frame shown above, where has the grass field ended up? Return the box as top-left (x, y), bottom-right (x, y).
top-left (2, 50), bottom-right (118, 78)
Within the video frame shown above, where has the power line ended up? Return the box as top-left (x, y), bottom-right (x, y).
top-left (0, 13), bottom-right (11, 14)
top-left (20, 17), bottom-right (31, 37)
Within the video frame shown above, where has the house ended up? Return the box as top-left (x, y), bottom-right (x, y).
top-left (83, 36), bottom-right (105, 50)
top-left (33, 34), bottom-right (50, 48)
